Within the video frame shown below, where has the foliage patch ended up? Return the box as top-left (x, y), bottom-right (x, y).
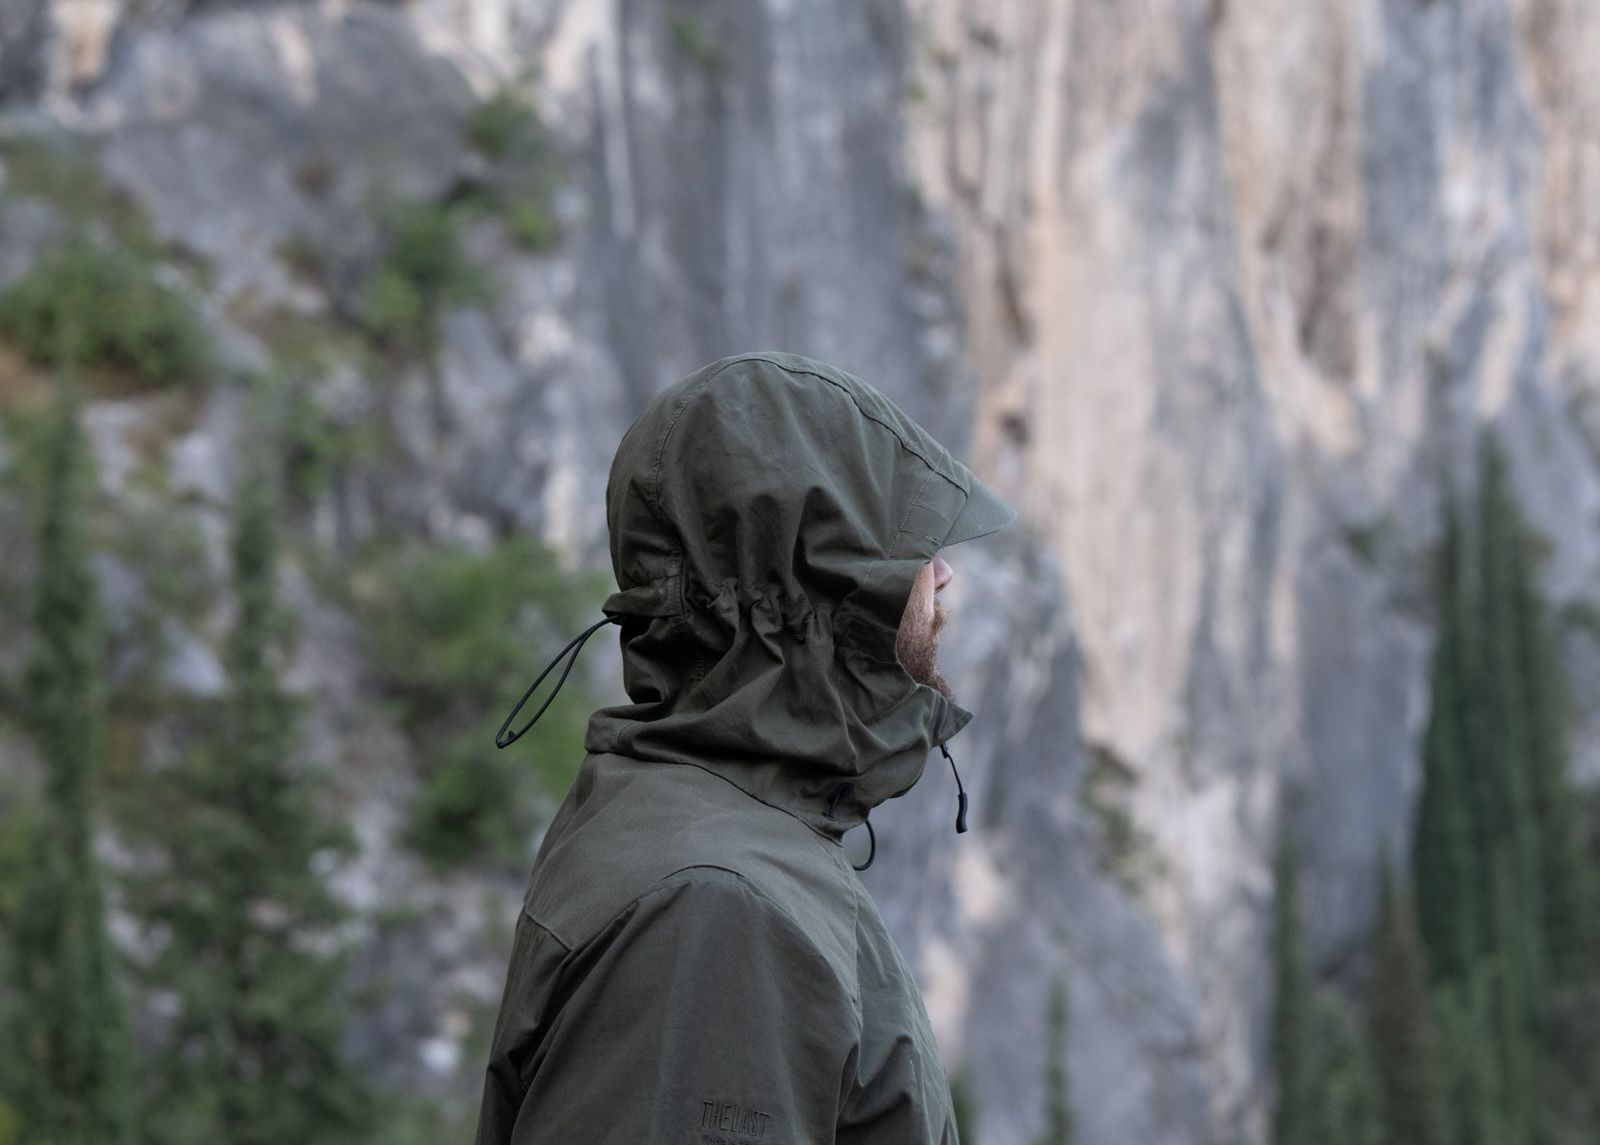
top-left (461, 84), bottom-right (568, 254)
top-left (343, 534), bottom-right (609, 868)
top-left (0, 236), bottom-right (213, 387)
top-left (667, 8), bottom-right (730, 78)
top-left (358, 199), bottom-right (489, 356)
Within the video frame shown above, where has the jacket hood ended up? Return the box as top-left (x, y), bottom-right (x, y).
top-left (584, 351), bottom-right (1015, 838)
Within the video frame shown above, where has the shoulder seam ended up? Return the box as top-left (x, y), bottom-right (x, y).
top-left (648, 864), bottom-right (826, 964)
top-left (516, 907), bottom-right (574, 954)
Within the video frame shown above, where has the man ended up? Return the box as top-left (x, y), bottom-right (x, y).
top-left (475, 351), bottom-right (1014, 1144)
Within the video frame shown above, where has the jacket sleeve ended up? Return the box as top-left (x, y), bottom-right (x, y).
top-left (519, 866), bottom-right (859, 1145)
top-left (476, 908), bottom-right (570, 1145)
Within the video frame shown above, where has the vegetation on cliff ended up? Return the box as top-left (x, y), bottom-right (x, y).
top-left (2, 363), bottom-right (137, 1145)
top-left (1273, 437), bottom-right (1600, 1145)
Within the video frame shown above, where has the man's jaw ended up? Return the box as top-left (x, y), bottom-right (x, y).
top-left (929, 603), bottom-right (954, 700)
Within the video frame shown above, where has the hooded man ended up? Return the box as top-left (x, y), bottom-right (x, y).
top-left (474, 351), bottom-right (1015, 1144)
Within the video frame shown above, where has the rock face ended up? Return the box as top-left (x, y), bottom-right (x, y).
top-left (3, 1), bottom-right (1598, 1143)
top-left (893, 1), bottom-right (1600, 1141)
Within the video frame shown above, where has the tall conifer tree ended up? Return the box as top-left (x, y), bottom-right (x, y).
top-left (5, 360), bottom-right (137, 1145)
top-left (1304, 988), bottom-right (1382, 1145)
top-left (1412, 494), bottom-right (1483, 986)
top-left (1410, 439), bottom-right (1600, 1145)
top-left (1431, 968), bottom-right (1506, 1145)
top-left (1474, 442), bottom-right (1548, 1022)
top-left (1033, 974), bottom-right (1074, 1145)
top-left (1486, 852), bottom-right (1534, 1145)
top-left (1271, 834), bottom-right (1314, 1145)
top-left (1486, 437), bottom-right (1598, 986)
top-left (1365, 856), bottom-right (1445, 1145)
top-left (124, 391), bottom-right (373, 1145)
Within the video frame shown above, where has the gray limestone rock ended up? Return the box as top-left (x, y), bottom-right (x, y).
top-left (86, 2), bottom-right (474, 308)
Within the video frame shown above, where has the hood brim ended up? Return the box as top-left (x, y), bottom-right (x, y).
top-left (942, 475), bottom-right (1016, 547)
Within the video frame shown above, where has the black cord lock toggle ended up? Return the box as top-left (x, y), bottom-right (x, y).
top-left (940, 742), bottom-right (969, 834)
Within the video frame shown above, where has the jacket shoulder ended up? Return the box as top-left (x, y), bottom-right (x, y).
top-left (521, 754), bottom-right (861, 996)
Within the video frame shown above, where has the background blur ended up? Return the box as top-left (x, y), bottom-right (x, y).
top-left (2, 1), bottom-right (1598, 1143)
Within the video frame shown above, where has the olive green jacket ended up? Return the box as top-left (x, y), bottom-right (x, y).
top-left (474, 352), bottom-right (1013, 1145)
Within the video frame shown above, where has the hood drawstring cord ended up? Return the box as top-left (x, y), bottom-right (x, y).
top-left (501, 617), bottom-right (965, 868)
top-left (824, 783), bottom-right (877, 872)
top-left (824, 742), bottom-right (968, 873)
top-left (854, 820), bottom-right (877, 871)
top-left (940, 742), bottom-right (970, 834)
top-left (495, 615), bottom-right (622, 749)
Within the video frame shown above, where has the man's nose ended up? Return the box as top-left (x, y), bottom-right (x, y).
top-left (932, 554), bottom-right (954, 593)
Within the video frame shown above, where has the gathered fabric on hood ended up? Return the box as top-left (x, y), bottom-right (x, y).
top-left (583, 351), bottom-right (1015, 839)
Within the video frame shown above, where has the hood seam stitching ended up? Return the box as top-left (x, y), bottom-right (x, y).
top-left (737, 354), bottom-right (966, 489)
top-left (645, 361), bottom-right (744, 522)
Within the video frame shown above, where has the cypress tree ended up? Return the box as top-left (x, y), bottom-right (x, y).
top-left (1033, 974), bottom-right (1073, 1145)
top-left (5, 361), bottom-right (137, 1145)
top-left (1411, 441), bottom-right (1600, 1145)
top-left (1412, 492), bottom-right (1483, 986)
top-left (123, 394), bottom-right (373, 1145)
top-left (1304, 987), bottom-right (1382, 1145)
top-left (1431, 968), bottom-right (1505, 1145)
top-left (1487, 438), bottom-right (1598, 986)
top-left (1532, 975), bottom-right (1600, 1144)
top-left (1486, 850), bottom-right (1534, 1145)
top-left (1469, 443), bottom-right (1546, 1021)
top-left (0, 785), bottom-right (33, 1142)
top-left (1271, 833), bottom-right (1314, 1145)
top-left (1365, 855), bottom-right (1446, 1145)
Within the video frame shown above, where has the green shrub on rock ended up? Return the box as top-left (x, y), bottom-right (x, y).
top-left (466, 90), bottom-right (537, 161)
top-left (358, 200), bottom-right (487, 356)
top-left (0, 236), bottom-right (212, 386)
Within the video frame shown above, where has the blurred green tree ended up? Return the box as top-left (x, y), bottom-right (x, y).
top-left (2, 348), bottom-right (137, 1144)
top-left (1272, 831), bottom-right (1385, 1145)
top-left (1304, 986), bottom-right (1382, 1145)
top-left (1271, 833), bottom-right (1314, 1145)
top-left (1411, 493), bottom-right (1484, 986)
top-left (1032, 973), bottom-right (1073, 1145)
top-left (1479, 441), bottom-right (1598, 988)
top-left (1431, 966), bottom-right (1505, 1145)
top-left (1409, 438), bottom-right (1600, 1144)
top-left (1472, 443), bottom-right (1548, 1025)
top-left (120, 387), bottom-right (375, 1145)
top-left (1487, 854), bottom-right (1534, 1145)
top-left (1365, 856), bottom-right (1445, 1145)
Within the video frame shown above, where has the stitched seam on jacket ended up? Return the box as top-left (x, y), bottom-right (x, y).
top-left (515, 908), bottom-right (575, 953)
top-left (581, 864), bottom-right (849, 994)
top-left (729, 352), bottom-right (961, 485)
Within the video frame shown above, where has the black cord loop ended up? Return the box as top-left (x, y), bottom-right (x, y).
top-left (853, 819), bottom-right (876, 871)
top-left (495, 615), bottom-right (622, 749)
top-left (823, 782), bottom-right (875, 870)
